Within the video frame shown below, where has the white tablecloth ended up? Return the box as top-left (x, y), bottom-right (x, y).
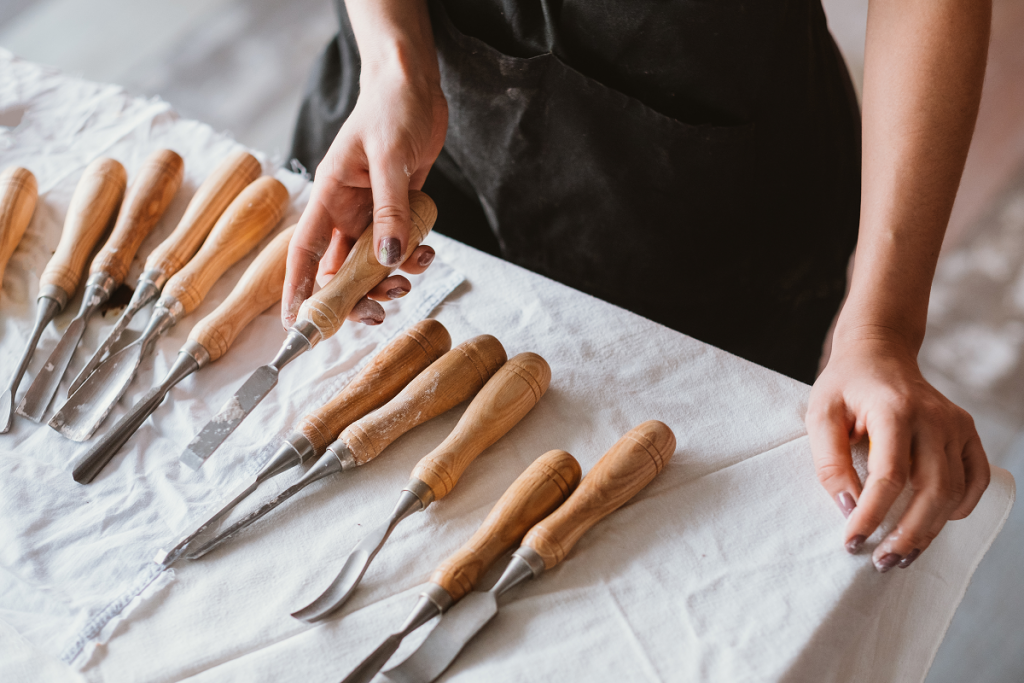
top-left (0, 50), bottom-right (1015, 683)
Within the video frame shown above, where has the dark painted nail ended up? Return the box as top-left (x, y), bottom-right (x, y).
top-left (875, 553), bottom-right (902, 573)
top-left (417, 249), bottom-right (435, 268)
top-left (379, 237), bottom-right (402, 266)
top-left (845, 535), bottom-right (866, 554)
top-left (360, 317), bottom-right (382, 326)
top-left (386, 287), bottom-right (408, 300)
top-left (836, 492), bottom-right (856, 518)
top-left (898, 549), bottom-right (921, 569)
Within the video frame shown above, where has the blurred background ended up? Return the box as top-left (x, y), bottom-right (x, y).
top-left (1, 1), bottom-right (1021, 681)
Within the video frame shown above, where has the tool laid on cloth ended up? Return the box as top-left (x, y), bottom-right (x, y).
top-left (290, 351), bottom-right (552, 623)
top-left (51, 175), bottom-right (289, 443)
top-left (18, 149), bottom-right (184, 422)
top-left (68, 150), bottom-right (262, 396)
top-left (184, 334), bottom-right (508, 561)
top-left (1, 157), bottom-right (126, 433)
top-left (340, 449), bottom-right (582, 683)
top-left (381, 420), bottom-right (676, 683)
top-left (153, 318), bottom-right (453, 568)
top-left (179, 190), bottom-right (438, 470)
top-left (0, 166), bottom-right (38, 291)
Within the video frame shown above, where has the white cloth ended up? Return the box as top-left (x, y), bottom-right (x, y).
top-left (0, 51), bottom-right (1015, 683)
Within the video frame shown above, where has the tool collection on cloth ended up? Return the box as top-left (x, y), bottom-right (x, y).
top-left (0, 151), bottom-right (677, 681)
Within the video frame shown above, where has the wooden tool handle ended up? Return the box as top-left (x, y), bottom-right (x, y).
top-left (90, 149), bottom-right (183, 283)
top-left (187, 224), bottom-right (295, 362)
top-left (431, 449), bottom-right (581, 601)
top-left (296, 190), bottom-right (436, 341)
top-left (341, 334), bottom-right (507, 467)
top-left (161, 176), bottom-right (288, 316)
top-left (297, 319), bottom-right (452, 455)
top-left (412, 352), bottom-right (551, 502)
top-left (522, 420), bottom-right (676, 570)
top-left (40, 157), bottom-right (126, 296)
top-left (144, 150), bottom-right (262, 283)
top-left (0, 166), bottom-right (38, 286)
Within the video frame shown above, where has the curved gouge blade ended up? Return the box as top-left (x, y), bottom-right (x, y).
top-left (1, 296), bottom-right (61, 433)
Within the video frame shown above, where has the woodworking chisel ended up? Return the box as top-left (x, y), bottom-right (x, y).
top-left (0, 166), bottom-right (38, 292)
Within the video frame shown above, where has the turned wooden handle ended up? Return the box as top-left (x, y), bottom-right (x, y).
top-left (90, 149), bottom-right (183, 284)
top-left (296, 190), bottom-right (436, 342)
top-left (161, 176), bottom-right (288, 316)
top-left (187, 224), bottom-right (295, 362)
top-left (522, 420), bottom-right (676, 570)
top-left (297, 319), bottom-right (452, 456)
top-left (0, 167), bottom-right (38, 286)
top-left (431, 449), bottom-right (581, 601)
top-left (341, 334), bottom-right (507, 467)
top-left (411, 352), bottom-right (551, 502)
top-left (144, 150), bottom-right (262, 286)
top-left (40, 157), bottom-right (126, 296)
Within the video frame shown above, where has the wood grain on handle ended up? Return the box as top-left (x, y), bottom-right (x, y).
top-left (0, 167), bottom-right (38, 286)
top-left (297, 190), bottom-right (437, 341)
top-left (90, 149), bottom-right (183, 284)
top-left (40, 157), bottom-right (126, 296)
top-left (412, 352), bottom-right (552, 502)
top-left (297, 319), bottom-right (452, 456)
top-left (161, 176), bottom-right (288, 316)
top-left (522, 420), bottom-right (676, 570)
top-left (187, 224), bottom-right (295, 362)
top-left (431, 449), bottom-right (581, 601)
top-left (341, 334), bottom-right (507, 467)
top-left (144, 150), bottom-right (262, 285)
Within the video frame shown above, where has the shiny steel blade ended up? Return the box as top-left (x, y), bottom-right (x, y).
top-left (343, 634), bottom-right (405, 683)
top-left (1, 296), bottom-right (61, 433)
top-left (344, 594), bottom-right (445, 683)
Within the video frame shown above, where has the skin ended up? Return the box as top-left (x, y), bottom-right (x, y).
top-left (283, 0), bottom-right (993, 572)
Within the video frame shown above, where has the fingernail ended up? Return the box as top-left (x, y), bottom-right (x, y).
top-left (386, 287), bottom-right (408, 300)
top-left (898, 549), bottom-right (921, 569)
top-left (360, 317), bottom-right (382, 326)
top-left (417, 249), bottom-right (435, 268)
top-left (835, 492), bottom-right (856, 518)
top-left (379, 238), bottom-right (402, 266)
top-left (874, 553), bottom-right (902, 573)
top-left (845, 535), bottom-right (866, 554)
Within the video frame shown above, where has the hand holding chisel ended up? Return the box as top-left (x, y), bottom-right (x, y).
top-left (0, 166), bottom-right (38, 291)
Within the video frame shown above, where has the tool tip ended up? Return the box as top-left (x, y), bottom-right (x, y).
top-left (0, 391), bottom-right (13, 433)
top-left (179, 449), bottom-right (206, 472)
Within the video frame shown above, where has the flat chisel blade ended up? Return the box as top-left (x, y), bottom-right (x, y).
top-left (17, 315), bottom-right (87, 421)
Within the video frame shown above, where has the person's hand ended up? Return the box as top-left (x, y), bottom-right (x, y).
top-left (806, 331), bottom-right (989, 572)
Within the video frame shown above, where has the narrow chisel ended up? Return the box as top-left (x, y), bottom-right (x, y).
top-left (1, 157), bottom-right (126, 433)
top-left (178, 190), bottom-right (438, 470)
top-left (183, 333), bottom-right (507, 560)
top-left (153, 318), bottom-right (452, 568)
top-left (68, 150), bottom-right (262, 395)
top-left (18, 149), bottom-right (184, 421)
top-left (51, 176), bottom-right (290, 441)
top-left (341, 449), bottom-right (581, 683)
top-left (0, 166), bottom-right (38, 292)
top-left (289, 351), bottom-right (552, 623)
top-left (382, 420), bottom-right (676, 683)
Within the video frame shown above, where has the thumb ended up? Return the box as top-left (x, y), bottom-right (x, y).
top-left (368, 156), bottom-right (412, 267)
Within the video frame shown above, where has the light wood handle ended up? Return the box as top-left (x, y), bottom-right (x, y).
top-left (144, 150), bottom-right (262, 285)
top-left (297, 319), bottom-right (452, 456)
top-left (40, 157), bottom-right (126, 296)
top-left (0, 167), bottom-right (38, 286)
top-left (296, 190), bottom-right (437, 341)
top-left (341, 334), bottom-right (507, 467)
top-left (90, 149), bottom-right (183, 284)
top-left (431, 449), bottom-right (581, 601)
top-left (412, 352), bottom-right (551, 502)
top-left (187, 224), bottom-right (295, 362)
top-left (522, 420), bottom-right (676, 570)
top-left (161, 176), bottom-right (288, 316)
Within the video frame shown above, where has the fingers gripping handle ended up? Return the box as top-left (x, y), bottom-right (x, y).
top-left (297, 319), bottom-right (452, 455)
top-left (0, 167), bottom-right (38, 286)
top-left (522, 420), bottom-right (676, 570)
top-left (341, 335), bottom-right (507, 467)
top-left (411, 352), bottom-right (552, 503)
top-left (431, 450), bottom-right (582, 601)
top-left (296, 190), bottom-right (437, 342)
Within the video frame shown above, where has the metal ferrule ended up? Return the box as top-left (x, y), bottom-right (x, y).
top-left (328, 440), bottom-right (358, 471)
top-left (37, 284), bottom-right (69, 310)
top-left (402, 477), bottom-right (436, 509)
top-left (511, 546), bottom-right (546, 580)
top-left (138, 306), bottom-right (177, 349)
top-left (269, 322), bottom-right (318, 372)
top-left (290, 319), bottom-right (322, 350)
top-left (491, 551), bottom-right (542, 598)
top-left (287, 432), bottom-right (316, 464)
top-left (255, 435), bottom-right (309, 483)
top-left (390, 487), bottom-right (427, 525)
top-left (397, 592), bottom-right (446, 636)
top-left (180, 339), bottom-right (212, 370)
top-left (139, 267), bottom-right (168, 291)
top-left (152, 294), bottom-right (186, 327)
top-left (420, 583), bottom-right (455, 614)
top-left (161, 348), bottom-right (203, 389)
top-left (127, 269), bottom-right (163, 308)
top-left (86, 271), bottom-right (117, 298)
top-left (291, 450), bottom-right (343, 488)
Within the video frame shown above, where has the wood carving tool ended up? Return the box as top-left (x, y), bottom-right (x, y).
top-left (289, 352), bottom-right (551, 623)
top-left (0, 166), bottom-right (38, 291)
top-left (50, 176), bottom-right (289, 442)
top-left (68, 151), bottom-right (261, 396)
top-left (18, 149), bottom-right (183, 422)
top-left (183, 334), bottom-right (507, 561)
top-left (1, 157), bottom-right (126, 433)
top-left (153, 318), bottom-right (452, 568)
top-left (178, 190), bottom-right (437, 470)
top-left (381, 420), bottom-right (676, 683)
top-left (340, 449), bottom-right (581, 683)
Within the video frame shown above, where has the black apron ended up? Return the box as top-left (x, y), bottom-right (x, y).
top-left (291, 0), bottom-right (861, 384)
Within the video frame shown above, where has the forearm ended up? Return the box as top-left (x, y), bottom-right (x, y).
top-left (345, 0), bottom-right (439, 86)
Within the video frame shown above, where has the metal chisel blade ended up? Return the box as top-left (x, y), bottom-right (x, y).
top-left (16, 315), bottom-right (87, 421)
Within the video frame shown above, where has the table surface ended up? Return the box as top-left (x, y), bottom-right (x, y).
top-left (0, 50), bottom-right (1015, 683)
